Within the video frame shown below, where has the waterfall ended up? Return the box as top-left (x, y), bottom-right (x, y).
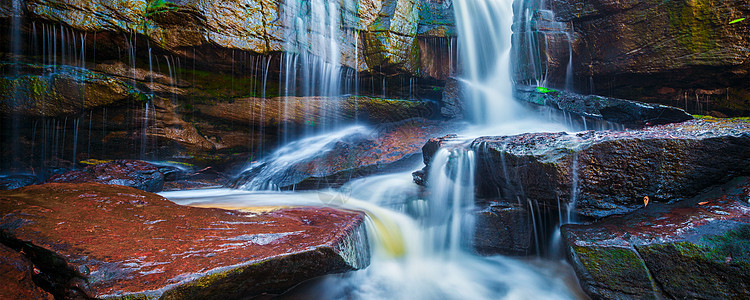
top-left (277, 0), bottom-right (359, 142)
top-left (454, 0), bottom-right (526, 124)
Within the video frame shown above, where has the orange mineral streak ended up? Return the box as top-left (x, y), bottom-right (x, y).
top-left (0, 183), bottom-right (364, 298)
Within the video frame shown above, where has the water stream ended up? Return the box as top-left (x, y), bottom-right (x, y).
top-left (160, 0), bottom-right (588, 298)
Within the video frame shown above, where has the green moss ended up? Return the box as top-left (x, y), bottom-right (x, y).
top-left (145, 0), bottom-right (178, 17)
top-left (667, 0), bottom-right (720, 54)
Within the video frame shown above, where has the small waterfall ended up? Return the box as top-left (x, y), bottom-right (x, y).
top-left (564, 32), bottom-right (574, 91)
top-left (232, 125), bottom-right (372, 190)
top-left (454, 0), bottom-right (526, 124)
top-left (424, 144), bottom-right (476, 257)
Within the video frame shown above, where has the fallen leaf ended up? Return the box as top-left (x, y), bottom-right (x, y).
top-left (698, 201), bottom-right (709, 205)
top-left (643, 196), bottom-right (650, 207)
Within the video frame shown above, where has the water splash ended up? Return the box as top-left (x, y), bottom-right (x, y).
top-left (234, 125), bottom-right (372, 190)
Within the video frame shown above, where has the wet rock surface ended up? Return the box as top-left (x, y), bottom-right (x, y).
top-left (516, 0), bottom-right (750, 116)
top-left (515, 85), bottom-right (693, 128)
top-left (0, 183), bottom-right (369, 299)
top-left (195, 96), bottom-right (439, 127)
top-left (421, 119), bottom-right (750, 219)
top-left (0, 64), bottom-right (148, 117)
top-left (48, 159), bottom-right (165, 192)
top-left (0, 244), bottom-right (53, 300)
top-left (232, 118), bottom-right (461, 190)
top-left (473, 202), bottom-right (534, 256)
top-left (0, 174), bottom-right (38, 190)
top-left (562, 177), bottom-right (750, 299)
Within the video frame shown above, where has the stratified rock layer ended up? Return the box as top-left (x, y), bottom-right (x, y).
top-left (0, 183), bottom-right (369, 299)
top-left (516, 0), bottom-right (750, 116)
top-left (515, 85), bottom-right (693, 128)
top-left (562, 177), bottom-right (750, 299)
top-left (421, 119), bottom-right (750, 219)
top-left (232, 118), bottom-right (461, 190)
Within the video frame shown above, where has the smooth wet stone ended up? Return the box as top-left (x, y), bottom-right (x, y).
top-left (0, 244), bottom-right (54, 300)
top-left (0, 183), bottom-right (369, 299)
top-left (562, 177), bottom-right (750, 299)
top-left (420, 118), bottom-right (750, 218)
top-left (231, 118), bottom-right (461, 190)
top-left (48, 160), bottom-right (165, 192)
top-left (515, 85), bottom-right (693, 128)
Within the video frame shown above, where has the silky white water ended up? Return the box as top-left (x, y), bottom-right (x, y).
top-left (161, 0), bottom-right (585, 298)
top-left (161, 168), bottom-right (580, 299)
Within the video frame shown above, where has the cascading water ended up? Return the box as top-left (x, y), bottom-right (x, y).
top-left (170, 0), bottom-right (585, 297)
top-left (277, 0), bottom-right (359, 142)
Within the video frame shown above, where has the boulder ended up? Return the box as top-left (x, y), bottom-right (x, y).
top-left (0, 244), bottom-right (53, 300)
top-left (515, 85), bottom-right (693, 128)
top-left (0, 183), bottom-right (369, 299)
top-left (420, 118), bottom-right (750, 218)
top-left (231, 118), bottom-right (461, 190)
top-left (562, 177), bottom-right (750, 299)
top-left (48, 160), bottom-right (165, 192)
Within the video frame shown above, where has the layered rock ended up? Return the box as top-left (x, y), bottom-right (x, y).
top-left (0, 183), bottom-right (369, 299)
top-left (0, 64), bottom-right (148, 117)
top-left (514, 0), bottom-right (750, 116)
top-left (232, 118), bottom-right (461, 190)
top-left (420, 119), bottom-right (750, 219)
top-left (194, 96), bottom-right (438, 127)
top-left (515, 85), bottom-right (693, 128)
top-left (562, 177), bottom-right (750, 299)
top-left (1, 0), bottom-right (455, 78)
top-left (48, 159), bottom-right (165, 192)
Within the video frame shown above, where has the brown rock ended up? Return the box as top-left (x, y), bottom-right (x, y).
top-left (0, 244), bottom-right (53, 300)
top-left (562, 177), bottom-right (750, 299)
top-left (231, 118), bottom-right (461, 190)
top-left (420, 118), bottom-right (750, 219)
top-left (0, 183), bottom-right (369, 299)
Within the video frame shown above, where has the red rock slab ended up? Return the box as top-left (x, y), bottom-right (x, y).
top-left (0, 244), bottom-right (53, 300)
top-left (0, 183), bottom-right (369, 299)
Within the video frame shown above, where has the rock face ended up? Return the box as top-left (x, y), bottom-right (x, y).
top-left (48, 160), bottom-right (165, 192)
top-left (232, 118), bottom-right (460, 190)
top-left (473, 202), bottom-right (533, 256)
top-left (514, 0), bottom-right (750, 116)
top-left (515, 85), bottom-right (693, 128)
top-left (562, 177), bottom-right (750, 299)
top-left (194, 96), bottom-right (438, 127)
top-left (0, 64), bottom-right (148, 117)
top-left (0, 244), bottom-right (53, 300)
top-left (420, 119), bottom-right (750, 219)
top-left (0, 183), bottom-right (369, 299)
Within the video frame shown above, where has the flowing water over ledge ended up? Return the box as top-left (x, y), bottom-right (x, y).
top-left (162, 168), bottom-right (586, 299)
